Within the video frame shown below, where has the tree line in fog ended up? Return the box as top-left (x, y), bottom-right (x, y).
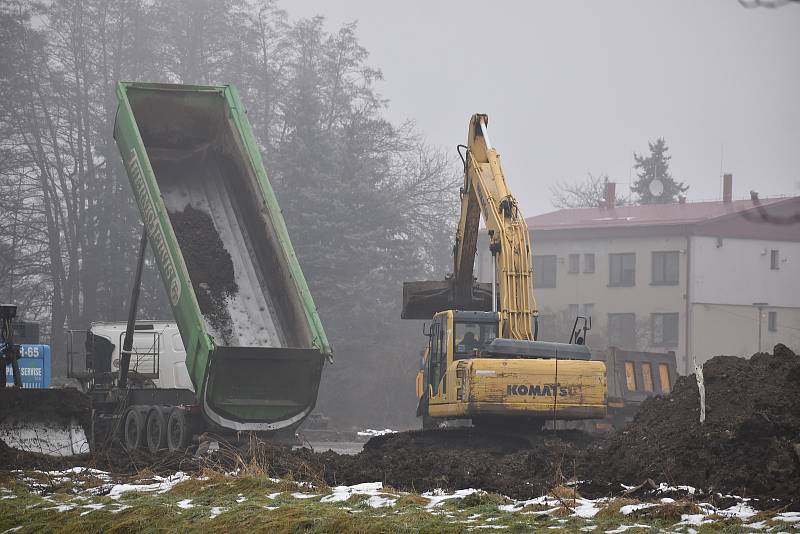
top-left (0, 0), bottom-right (458, 426)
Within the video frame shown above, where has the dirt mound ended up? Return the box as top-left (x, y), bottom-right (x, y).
top-left (321, 428), bottom-right (594, 499)
top-left (0, 387), bottom-right (89, 422)
top-left (168, 205), bottom-right (238, 343)
top-left (1, 346), bottom-right (798, 510)
top-left (0, 388), bottom-right (92, 468)
top-left (593, 344), bottom-right (800, 505)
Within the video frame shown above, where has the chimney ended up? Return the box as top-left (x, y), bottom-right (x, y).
top-left (604, 181), bottom-right (616, 210)
top-left (722, 173), bottom-right (733, 203)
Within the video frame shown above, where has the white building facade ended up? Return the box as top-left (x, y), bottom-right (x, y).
top-left (476, 192), bottom-right (800, 374)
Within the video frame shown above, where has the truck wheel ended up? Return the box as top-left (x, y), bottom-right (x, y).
top-left (166, 408), bottom-right (190, 452)
top-left (146, 406), bottom-right (167, 454)
top-left (123, 407), bottom-right (145, 451)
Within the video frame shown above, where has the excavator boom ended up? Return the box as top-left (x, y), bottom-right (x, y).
top-left (403, 114), bottom-right (537, 336)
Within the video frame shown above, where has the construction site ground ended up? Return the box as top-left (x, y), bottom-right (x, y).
top-left (1, 345), bottom-right (799, 532)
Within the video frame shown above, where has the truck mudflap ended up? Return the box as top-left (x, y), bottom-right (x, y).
top-left (202, 347), bottom-right (325, 432)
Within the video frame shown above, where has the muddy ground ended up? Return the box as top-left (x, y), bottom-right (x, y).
top-left (593, 343), bottom-right (800, 505)
top-left (1, 345), bottom-right (798, 510)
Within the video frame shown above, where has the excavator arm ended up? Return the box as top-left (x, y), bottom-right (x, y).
top-left (454, 114), bottom-right (537, 339)
top-left (403, 114), bottom-right (538, 340)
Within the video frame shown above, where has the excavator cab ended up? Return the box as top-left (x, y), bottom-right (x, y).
top-left (454, 312), bottom-right (498, 359)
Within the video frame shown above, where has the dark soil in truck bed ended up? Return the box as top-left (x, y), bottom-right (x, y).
top-left (168, 205), bottom-right (238, 343)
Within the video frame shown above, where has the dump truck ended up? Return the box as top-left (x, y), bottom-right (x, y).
top-left (405, 114), bottom-right (607, 430)
top-left (0, 82), bottom-right (332, 455)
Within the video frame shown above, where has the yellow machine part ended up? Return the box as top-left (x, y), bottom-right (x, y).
top-left (427, 358), bottom-right (606, 420)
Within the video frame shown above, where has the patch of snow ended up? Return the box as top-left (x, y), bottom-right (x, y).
top-left (677, 514), bottom-right (713, 526)
top-left (290, 492), bottom-right (319, 500)
top-left (472, 527), bottom-right (508, 530)
top-left (110, 504), bottom-right (130, 514)
top-left (422, 488), bottom-right (481, 508)
top-left (45, 467), bottom-right (110, 480)
top-left (656, 483), bottom-right (697, 495)
top-left (209, 506), bottom-right (226, 519)
top-left (660, 497), bottom-right (675, 504)
top-left (574, 498), bottom-right (603, 518)
top-left (45, 504), bottom-right (75, 513)
top-left (236, 495), bottom-right (246, 503)
top-left (619, 503), bottom-right (657, 515)
top-left (321, 482), bottom-right (383, 503)
top-left (356, 428), bottom-right (398, 437)
top-left (80, 503), bottom-right (105, 516)
top-left (0, 496), bottom-right (16, 500)
top-left (743, 521), bottom-right (767, 529)
top-left (500, 495), bottom-right (601, 518)
top-left (604, 524), bottom-right (650, 533)
top-left (1, 527), bottom-right (22, 534)
top-left (776, 512), bottom-right (800, 523)
top-left (365, 495), bottom-right (396, 508)
top-left (266, 492), bottom-right (281, 500)
top-left (263, 505), bottom-right (278, 511)
top-left (107, 472), bottom-right (190, 500)
top-left (177, 499), bottom-right (193, 509)
top-left (716, 502), bottom-right (757, 519)
top-left (580, 527), bottom-right (597, 532)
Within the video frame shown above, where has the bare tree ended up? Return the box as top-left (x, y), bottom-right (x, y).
top-left (550, 172), bottom-right (630, 209)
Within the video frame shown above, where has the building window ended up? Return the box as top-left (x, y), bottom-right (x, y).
top-left (609, 253), bottom-right (636, 287)
top-left (768, 311), bottom-right (777, 332)
top-left (582, 303), bottom-right (594, 319)
top-left (568, 304), bottom-right (579, 319)
top-left (770, 249), bottom-right (779, 270)
top-left (641, 362), bottom-right (654, 392)
top-left (568, 254), bottom-right (580, 274)
top-left (608, 313), bottom-right (636, 349)
top-left (658, 363), bottom-right (671, 393)
top-left (624, 361), bottom-right (637, 391)
top-left (583, 253), bottom-right (595, 273)
top-left (651, 313), bottom-right (679, 347)
top-left (652, 251), bottom-right (679, 285)
top-left (533, 255), bottom-right (557, 288)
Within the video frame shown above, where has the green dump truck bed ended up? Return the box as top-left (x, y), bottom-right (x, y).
top-left (113, 82), bottom-right (331, 433)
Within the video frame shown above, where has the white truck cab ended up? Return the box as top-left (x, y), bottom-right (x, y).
top-left (82, 321), bottom-right (193, 391)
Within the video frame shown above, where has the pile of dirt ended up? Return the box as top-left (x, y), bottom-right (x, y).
top-left (0, 387), bottom-right (89, 422)
top-left (592, 344), bottom-right (800, 505)
top-left (319, 428), bottom-right (595, 500)
top-left (0, 388), bottom-right (92, 468)
top-left (1, 346), bottom-right (798, 510)
top-left (168, 205), bottom-right (238, 343)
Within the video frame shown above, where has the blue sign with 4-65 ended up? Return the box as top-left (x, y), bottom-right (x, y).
top-left (5, 344), bottom-right (51, 388)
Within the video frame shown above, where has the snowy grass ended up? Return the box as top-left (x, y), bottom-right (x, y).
top-left (0, 468), bottom-right (796, 533)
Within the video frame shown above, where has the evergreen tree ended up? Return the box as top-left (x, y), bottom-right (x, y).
top-left (631, 138), bottom-right (688, 204)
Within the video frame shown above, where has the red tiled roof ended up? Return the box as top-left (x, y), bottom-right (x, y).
top-left (526, 198), bottom-right (791, 231)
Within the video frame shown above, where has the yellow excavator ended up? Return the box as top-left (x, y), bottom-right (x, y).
top-left (404, 114), bottom-right (606, 429)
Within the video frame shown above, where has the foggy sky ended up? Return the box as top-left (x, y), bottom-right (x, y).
top-left (291, 0), bottom-right (800, 216)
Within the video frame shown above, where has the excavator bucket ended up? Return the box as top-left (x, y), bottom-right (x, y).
top-left (0, 388), bottom-right (90, 457)
top-left (401, 280), bottom-right (493, 320)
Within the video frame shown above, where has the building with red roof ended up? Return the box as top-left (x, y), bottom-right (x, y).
top-left (476, 176), bottom-right (800, 375)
